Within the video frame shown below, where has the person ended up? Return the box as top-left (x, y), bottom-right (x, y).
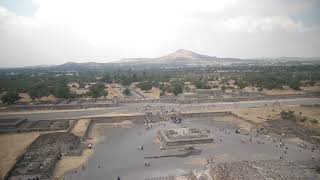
top-left (117, 176), bottom-right (121, 180)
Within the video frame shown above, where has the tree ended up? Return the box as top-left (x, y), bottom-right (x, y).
top-left (119, 74), bottom-right (132, 86)
top-left (138, 81), bottom-right (152, 92)
top-left (28, 83), bottom-right (50, 100)
top-left (288, 80), bottom-right (300, 90)
top-left (171, 80), bottom-right (183, 96)
top-left (132, 74), bottom-right (138, 82)
top-left (194, 77), bottom-right (210, 89)
top-left (123, 88), bottom-right (130, 96)
top-left (54, 84), bottom-right (72, 98)
top-left (87, 83), bottom-right (108, 98)
top-left (101, 74), bottom-right (112, 83)
top-left (237, 80), bottom-right (248, 89)
top-left (1, 91), bottom-right (20, 104)
top-left (221, 85), bottom-right (226, 91)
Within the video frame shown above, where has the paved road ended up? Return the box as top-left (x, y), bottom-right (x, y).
top-left (0, 98), bottom-right (319, 121)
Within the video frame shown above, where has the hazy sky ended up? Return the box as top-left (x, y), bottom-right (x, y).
top-left (0, 0), bottom-right (320, 67)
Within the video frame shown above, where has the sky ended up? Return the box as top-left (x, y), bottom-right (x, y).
top-left (0, 0), bottom-right (320, 67)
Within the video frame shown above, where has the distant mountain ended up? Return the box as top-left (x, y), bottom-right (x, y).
top-left (116, 49), bottom-right (245, 66)
top-left (39, 50), bottom-right (320, 71)
top-left (1, 49), bottom-right (319, 71)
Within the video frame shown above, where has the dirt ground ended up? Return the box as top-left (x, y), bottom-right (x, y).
top-left (144, 87), bottom-right (161, 99)
top-left (53, 149), bottom-right (94, 179)
top-left (106, 84), bottom-right (124, 99)
top-left (209, 115), bottom-right (254, 132)
top-left (263, 89), bottom-right (305, 96)
top-left (233, 105), bottom-right (320, 128)
top-left (0, 132), bottom-right (40, 179)
top-left (300, 85), bottom-right (320, 92)
top-left (233, 107), bottom-right (281, 124)
top-left (17, 93), bottom-right (32, 103)
top-left (39, 94), bottom-right (57, 102)
top-left (233, 105), bottom-right (320, 144)
top-left (71, 119), bottom-right (91, 138)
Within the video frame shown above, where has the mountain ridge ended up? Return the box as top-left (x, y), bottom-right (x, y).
top-left (2, 49), bottom-right (320, 69)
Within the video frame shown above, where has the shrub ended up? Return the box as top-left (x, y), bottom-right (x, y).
top-left (1, 91), bottom-right (20, 104)
top-left (123, 88), bottom-right (130, 96)
top-left (280, 110), bottom-right (296, 121)
top-left (87, 83), bottom-right (108, 98)
top-left (300, 117), bottom-right (307, 122)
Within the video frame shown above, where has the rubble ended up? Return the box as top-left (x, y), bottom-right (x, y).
top-left (208, 160), bottom-right (320, 180)
top-left (6, 132), bottom-right (82, 180)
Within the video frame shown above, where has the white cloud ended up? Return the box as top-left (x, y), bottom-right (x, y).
top-left (224, 16), bottom-right (306, 33)
top-left (0, 0), bottom-right (319, 67)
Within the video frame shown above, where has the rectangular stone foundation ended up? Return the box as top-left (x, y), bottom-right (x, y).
top-left (157, 128), bottom-right (213, 149)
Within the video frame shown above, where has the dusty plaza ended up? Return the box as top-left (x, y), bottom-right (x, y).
top-left (0, 98), bottom-right (320, 180)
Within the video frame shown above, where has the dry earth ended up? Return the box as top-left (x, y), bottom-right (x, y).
top-left (0, 132), bottom-right (40, 179)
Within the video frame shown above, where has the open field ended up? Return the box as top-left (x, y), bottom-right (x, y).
top-left (141, 87), bottom-right (161, 99)
top-left (233, 105), bottom-right (320, 126)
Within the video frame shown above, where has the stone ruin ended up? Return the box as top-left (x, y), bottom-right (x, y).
top-left (6, 132), bottom-right (82, 180)
top-left (145, 160), bottom-right (319, 180)
top-left (0, 118), bottom-right (70, 133)
top-left (157, 128), bottom-right (213, 149)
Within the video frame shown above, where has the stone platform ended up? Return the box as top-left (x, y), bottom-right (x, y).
top-left (157, 128), bottom-right (213, 149)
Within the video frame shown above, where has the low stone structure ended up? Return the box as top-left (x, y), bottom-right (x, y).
top-left (70, 119), bottom-right (91, 140)
top-left (6, 132), bottom-right (82, 180)
top-left (0, 118), bottom-right (27, 129)
top-left (157, 128), bottom-right (213, 149)
top-left (0, 119), bottom-right (70, 133)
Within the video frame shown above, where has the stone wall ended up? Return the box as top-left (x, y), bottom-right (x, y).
top-left (6, 132), bottom-right (82, 180)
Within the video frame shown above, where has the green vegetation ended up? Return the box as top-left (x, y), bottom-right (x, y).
top-left (28, 82), bottom-right (50, 100)
top-left (53, 84), bottom-right (73, 98)
top-left (138, 81), bottom-right (152, 92)
top-left (0, 65), bottom-right (319, 103)
top-left (194, 77), bottom-right (210, 89)
top-left (236, 80), bottom-right (248, 89)
top-left (280, 110), bottom-right (296, 121)
top-left (221, 85), bottom-right (226, 91)
top-left (316, 165), bottom-right (320, 174)
top-left (171, 81), bottom-right (183, 96)
top-left (123, 88), bottom-right (131, 96)
top-left (310, 119), bottom-right (319, 124)
top-left (288, 79), bottom-right (301, 90)
top-left (87, 83), bottom-right (108, 98)
top-left (1, 91), bottom-right (20, 104)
